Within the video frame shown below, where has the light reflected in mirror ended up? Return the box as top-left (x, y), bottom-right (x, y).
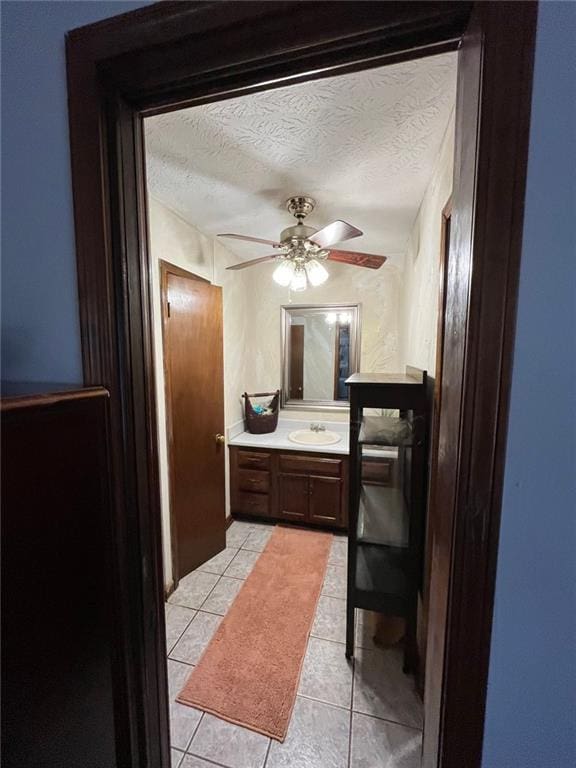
top-left (281, 304), bottom-right (361, 409)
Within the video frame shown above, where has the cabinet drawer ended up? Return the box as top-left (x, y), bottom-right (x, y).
top-left (279, 454), bottom-right (342, 477)
top-left (237, 450), bottom-right (271, 471)
top-left (234, 491), bottom-right (269, 517)
top-left (238, 469), bottom-right (270, 494)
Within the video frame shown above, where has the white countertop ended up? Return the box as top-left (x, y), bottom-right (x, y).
top-left (227, 418), bottom-right (397, 458)
top-left (228, 419), bottom-right (350, 455)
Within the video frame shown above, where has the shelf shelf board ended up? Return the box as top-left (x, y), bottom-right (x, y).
top-left (357, 485), bottom-right (409, 548)
top-left (346, 372), bottom-right (423, 386)
top-left (359, 415), bottom-right (414, 446)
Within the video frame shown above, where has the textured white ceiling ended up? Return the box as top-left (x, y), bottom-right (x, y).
top-left (144, 52), bottom-right (456, 264)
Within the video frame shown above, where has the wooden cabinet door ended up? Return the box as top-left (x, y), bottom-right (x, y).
top-left (309, 475), bottom-right (342, 526)
top-left (278, 473), bottom-right (309, 521)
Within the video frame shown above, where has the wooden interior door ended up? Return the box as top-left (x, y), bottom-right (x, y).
top-left (162, 262), bottom-right (226, 582)
top-left (289, 325), bottom-right (304, 399)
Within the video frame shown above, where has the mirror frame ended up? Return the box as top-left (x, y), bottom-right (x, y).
top-left (280, 303), bottom-right (362, 411)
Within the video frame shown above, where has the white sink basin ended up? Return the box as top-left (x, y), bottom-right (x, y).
top-left (288, 429), bottom-right (342, 446)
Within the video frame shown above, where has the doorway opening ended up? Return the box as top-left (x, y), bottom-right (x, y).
top-left (66, 4), bottom-right (537, 767)
top-left (145, 51), bottom-right (446, 767)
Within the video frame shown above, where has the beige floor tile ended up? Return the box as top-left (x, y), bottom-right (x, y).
top-left (321, 564), bottom-right (347, 600)
top-left (311, 595), bottom-right (347, 644)
top-left (168, 571), bottom-right (220, 610)
top-left (265, 696), bottom-right (349, 768)
top-left (196, 547), bottom-right (239, 576)
top-left (169, 611), bottom-right (222, 665)
top-left (350, 712), bottom-right (422, 768)
top-left (353, 647), bottom-right (423, 730)
top-left (165, 604), bottom-right (196, 654)
top-left (223, 548), bottom-right (260, 579)
top-left (298, 636), bottom-right (353, 709)
top-left (188, 713), bottom-right (269, 768)
top-left (200, 576), bottom-right (243, 615)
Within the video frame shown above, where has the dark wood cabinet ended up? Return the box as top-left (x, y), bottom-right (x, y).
top-left (230, 446), bottom-right (348, 530)
top-left (1, 384), bottom-right (118, 768)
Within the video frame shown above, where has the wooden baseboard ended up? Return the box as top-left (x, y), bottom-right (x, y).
top-left (164, 581), bottom-right (175, 600)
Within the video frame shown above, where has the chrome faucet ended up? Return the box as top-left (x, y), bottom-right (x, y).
top-left (310, 423), bottom-right (326, 432)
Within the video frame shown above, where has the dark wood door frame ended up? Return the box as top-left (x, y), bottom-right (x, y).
top-left (65, 3), bottom-right (537, 767)
top-left (418, 196), bottom-right (452, 693)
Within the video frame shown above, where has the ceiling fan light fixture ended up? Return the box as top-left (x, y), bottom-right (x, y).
top-left (272, 259), bottom-right (295, 287)
top-left (290, 265), bottom-right (307, 292)
top-left (305, 258), bottom-right (329, 287)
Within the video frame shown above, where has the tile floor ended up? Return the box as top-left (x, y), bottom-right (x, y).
top-left (166, 520), bottom-right (423, 768)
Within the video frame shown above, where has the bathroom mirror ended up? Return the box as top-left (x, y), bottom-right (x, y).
top-left (281, 304), bottom-right (361, 410)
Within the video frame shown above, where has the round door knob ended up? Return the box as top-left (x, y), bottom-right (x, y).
top-left (215, 433), bottom-right (225, 445)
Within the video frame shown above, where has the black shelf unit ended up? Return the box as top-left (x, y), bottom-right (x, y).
top-left (345, 367), bottom-right (427, 673)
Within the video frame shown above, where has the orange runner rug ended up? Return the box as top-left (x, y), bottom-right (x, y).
top-left (177, 526), bottom-right (333, 741)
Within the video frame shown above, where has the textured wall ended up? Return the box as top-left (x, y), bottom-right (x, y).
top-left (148, 198), bottom-right (249, 586)
top-left (399, 112), bottom-right (455, 376)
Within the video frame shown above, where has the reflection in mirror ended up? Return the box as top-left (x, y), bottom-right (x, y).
top-left (281, 304), bottom-right (361, 409)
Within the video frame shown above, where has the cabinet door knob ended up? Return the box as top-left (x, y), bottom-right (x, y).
top-left (215, 433), bottom-right (225, 445)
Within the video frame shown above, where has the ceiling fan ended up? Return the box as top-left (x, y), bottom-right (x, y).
top-left (219, 196), bottom-right (387, 291)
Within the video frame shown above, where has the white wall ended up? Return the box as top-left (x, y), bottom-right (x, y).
top-left (399, 113), bottom-right (455, 376)
top-left (148, 197), bottom-right (249, 588)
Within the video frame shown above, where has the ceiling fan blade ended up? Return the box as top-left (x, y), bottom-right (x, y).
top-left (226, 254), bottom-right (277, 271)
top-left (309, 220), bottom-right (363, 249)
top-left (327, 250), bottom-right (387, 269)
top-left (218, 233), bottom-right (281, 247)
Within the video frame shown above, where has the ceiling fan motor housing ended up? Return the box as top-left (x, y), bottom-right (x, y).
top-left (286, 195), bottom-right (316, 221)
top-left (280, 223), bottom-right (316, 244)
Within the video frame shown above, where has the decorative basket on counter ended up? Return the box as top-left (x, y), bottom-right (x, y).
top-left (242, 390), bottom-right (280, 434)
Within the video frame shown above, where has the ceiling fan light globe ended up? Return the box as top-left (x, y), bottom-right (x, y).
top-left (290, 266), bottom-right (307, 292)
top-left (305, 259), bottom-right (329, 287)
top-left (273, 260), bottom-right (295, 287)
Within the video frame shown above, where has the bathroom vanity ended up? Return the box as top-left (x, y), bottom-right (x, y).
top-left (229, 445), bottom-right (349, 530)
top-left (228, 421), bottom-right (395, 531)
